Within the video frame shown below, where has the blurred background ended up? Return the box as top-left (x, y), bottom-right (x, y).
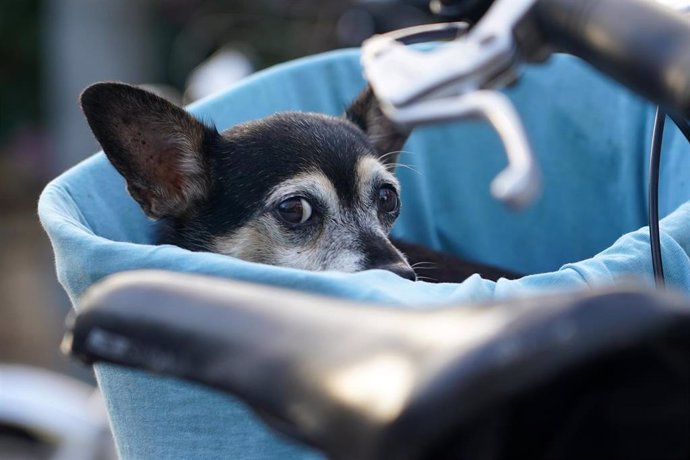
top-left (0, 0), bottom-right (447, 458)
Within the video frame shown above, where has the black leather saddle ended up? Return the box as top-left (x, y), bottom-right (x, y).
top-left (65, 270), bottom-right (690, 460)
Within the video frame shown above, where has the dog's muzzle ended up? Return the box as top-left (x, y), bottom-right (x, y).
top-left (360, 234), bottom-right (416, 281)
top-left (377, 262), bottom-right (416, 281)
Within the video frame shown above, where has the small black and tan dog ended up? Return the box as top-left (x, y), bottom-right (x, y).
top-left (80, 83), bottom-right (517, 282)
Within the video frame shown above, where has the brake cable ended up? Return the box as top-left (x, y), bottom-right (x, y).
top-left (649, 108), bottom-right (665, 288)
top-left (652, 110), bottom-right (690, 288)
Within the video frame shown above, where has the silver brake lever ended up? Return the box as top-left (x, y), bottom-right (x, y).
top-left (361, 0), bottom-right (541, 209)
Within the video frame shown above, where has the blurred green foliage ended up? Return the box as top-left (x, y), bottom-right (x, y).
top-left (0, 0), bottom-right (40, 143)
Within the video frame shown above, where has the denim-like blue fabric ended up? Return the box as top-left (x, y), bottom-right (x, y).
top-left (39, 49), bottom-right (690, 459)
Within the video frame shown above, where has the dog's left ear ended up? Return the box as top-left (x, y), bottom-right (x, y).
top-left (80, 82), bottom-right (214, 220)
top-left (345, 86), bottom-right (411, 167)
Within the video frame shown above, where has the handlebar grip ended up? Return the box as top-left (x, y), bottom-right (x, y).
top-left (532, 0), bottom-right (690, 117)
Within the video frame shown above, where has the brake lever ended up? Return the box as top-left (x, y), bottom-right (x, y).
top-left (361, 0), bottom-right (541, 209)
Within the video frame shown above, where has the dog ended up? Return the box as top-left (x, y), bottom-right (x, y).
top-left (80, 83), bottom-right (518, 282)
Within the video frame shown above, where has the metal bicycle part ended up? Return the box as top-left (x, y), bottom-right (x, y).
top-left (361, 0), bottom-right (538, 107)
top-left (361, 0), bottom-right (541, 208)
top-left (390, 90), bottom-right (540, 208)
top-left (363, 0), bottom-right (690, 209)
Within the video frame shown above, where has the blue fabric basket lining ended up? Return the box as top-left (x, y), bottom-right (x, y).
top-left (39, 49), bottom-right (690, 459)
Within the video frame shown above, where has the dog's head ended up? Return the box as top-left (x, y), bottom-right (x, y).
top-left (80, 83), bottom-right (416, 280)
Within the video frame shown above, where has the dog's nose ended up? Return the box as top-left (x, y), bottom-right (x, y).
top-left (358, 233), bottom-right (417, 281)
top-left (380, 263), bottom-right (417, 281)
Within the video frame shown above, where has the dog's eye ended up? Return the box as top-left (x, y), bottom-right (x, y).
top-left (377, 185), bottom-right (399, 214)
top-left (277, 197), bottom-right (313, 224)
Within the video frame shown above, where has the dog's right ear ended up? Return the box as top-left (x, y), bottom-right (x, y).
top-left (80, 82), bottom-right (216, 219)
top-left (345, 86), bottom-right (411, 168)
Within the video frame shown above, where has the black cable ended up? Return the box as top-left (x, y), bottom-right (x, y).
top-left (649, 107), bottom-right (665, 288)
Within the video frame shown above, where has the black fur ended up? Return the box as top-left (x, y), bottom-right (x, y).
top-left (160, 112), bottom-right (386, 249)
top-left (345, 86), bottom-right (411, 167)
top-left (391, 239), bottom-right (521, 282)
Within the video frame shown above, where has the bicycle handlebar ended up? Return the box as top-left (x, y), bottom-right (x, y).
top-left (523, 0), bottom-right (690, 117)
top-left (65, 270), bottom-right (690, 460)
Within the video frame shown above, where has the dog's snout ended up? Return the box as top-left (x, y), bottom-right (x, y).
top-left (380, 263), bottom-right (417, 281)
top-left (360, 233), bottom-right (416, 281)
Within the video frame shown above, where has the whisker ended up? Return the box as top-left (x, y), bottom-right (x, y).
top-left (389, 163), bottom-right (422, 176)
top-left (378, 149), bottom-right (416, 162)
top-left (378, 150), bottom-right (402, 162)
top-left (415, 275), bottom-right (438, 283)
top-left (411, 261), bottom-right (437, 269)
top-left (411, 260), bottom-right (436, 266)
